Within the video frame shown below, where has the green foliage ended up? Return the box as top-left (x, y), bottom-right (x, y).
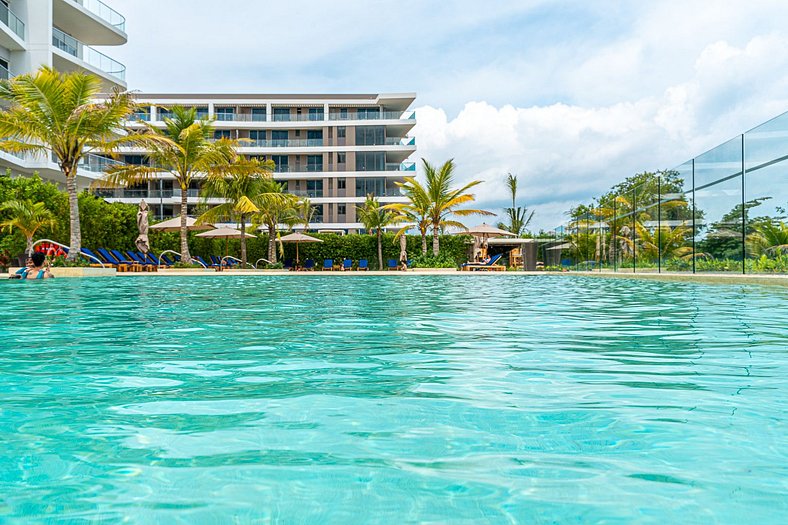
top-left (50, 257), bottom-right (91, 268)
top-left (410, 253), bottom-right (459, 268)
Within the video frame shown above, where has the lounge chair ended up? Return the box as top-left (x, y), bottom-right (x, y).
top-left (462, 253), bottom-right (505, 271)
top-left (210, 255), bottom-right (223, 267)
top-left (342, 259), bottom-right (353, 271)
top-left (283, 259), bottom-right (294, 270)
top-left (304, 259), bottom-right (315, 271)
top-left (357, 259), bottom-right (369, 271)
top-left (79, 248), bottom-right (105, 267)
top-left (159, 254), bottom-right (175, 266)
top-left (387, 259), bottom-right (398, 270)
top-left (97, 248), bottom-right (130, 271)
top-left (194, 256), bottom-right (213, 268)
top-left (322, 259), bottom-right (334, 271)
top-left (111, 249), bottom-right (136, 266)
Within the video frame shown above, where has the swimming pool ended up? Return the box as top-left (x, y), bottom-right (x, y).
top-left (1, 275), bottom-right (786, 523)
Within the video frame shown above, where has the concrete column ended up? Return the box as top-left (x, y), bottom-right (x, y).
top-left (266, 103), bottom-right (272, 122)
top-left (208, 103), bottom-right (215, 118)
top-left (150, 105), bottom-right (157, 121)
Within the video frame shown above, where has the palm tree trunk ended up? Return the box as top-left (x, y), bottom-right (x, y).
top-left (180, 185), bottom-right (191, 263)
top-left (432, 223), bottom-right (440, 256)
top-left (421, 229), bottom-right (427, 255)
top-left (26, 236), bottom-right (34, 257)
top-left (65, 171), bottom-right (81, 261)
top-left (268, 223), bottom-right (277, 263)
top-left (239, 213), bottom-right (247, 266)
top-left (377, 229), bottom-right (383, 270)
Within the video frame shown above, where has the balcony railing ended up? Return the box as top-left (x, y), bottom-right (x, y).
top-left (77, 153), bottom-right (124, 173)
top-left (242, 139), bottom-right (325, 148)
top-left (72, 0), bottom-right (126, 31)
top-left (271, 112), bottom-right (325, 122)
top-left (52, 27), bottom-right (126, 82)
top-left (384, 137), bottom-right (416, 146)
top-left (0, 3), bottom-right (25, 40)
top-left (286, 189), bottom-right (324, 198)
top-left (215, 113), bottom-right (268, 122)
top-left (173, 188), bottom-right (201, 198)
top-left (328, 111), bottom-right (415, 121)
top-left (95, 189), bottom-right (174, 199)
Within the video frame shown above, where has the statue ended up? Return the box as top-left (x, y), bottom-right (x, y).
top-left (136, 200), bottom-right (150, 254)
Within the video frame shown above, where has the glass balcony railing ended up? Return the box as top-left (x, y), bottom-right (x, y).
top-left (286, 189), bottom-right (324, 198)
top-left (271, 112), bottom-right (325, 122)
top-left (328, 111), bottom-right (415, 121)
top-left (77, 153), bottom-right (124, 173)
top-left (214, 113), bottom-right (268, 122)
top-left (95, 189), bottom-right (174, 199)
top-left (242, 139), bottom-right (325, 148)
top-left (0, 3), bottom-right (25, 40)
top-left (384, 137), bottom-right (416, 146)
top-left (72, 0), bottom-right (126, 31)
top-left (52, 27), bottom-right (126, 82)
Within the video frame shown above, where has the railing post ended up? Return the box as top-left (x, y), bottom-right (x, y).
top-left (657, 175), bottom-right (661, 273)
top-left (741, 133), bottom-right (746, 275)
top-left (692, 159), bottom-right (696, 274)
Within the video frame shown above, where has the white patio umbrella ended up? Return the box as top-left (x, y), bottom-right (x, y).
top-left (150, 216), bottom-right (214, 232)
top-left (196, 227), bottom-right (256, 259)
top-left (279, 232), bottom-right (323, 267)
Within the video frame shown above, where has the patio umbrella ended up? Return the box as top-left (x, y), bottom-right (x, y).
top-left (399, 234), bottom-right (407, 268)
top-left (150, 216), bottom-right (214, 232)
top-left (135, 200), bottom-right (150, 254)
top-left (279, 232), bottom-right (323, 266)
top-left (463, 223), bottom-right (516, 259)
top-left (196, 227), bottom-right (256, 259)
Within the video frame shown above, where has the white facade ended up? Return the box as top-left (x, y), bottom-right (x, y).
top-left (0, 0), bottom-right (127, 184)
top-left (98, 93), bottom-right (417, 232)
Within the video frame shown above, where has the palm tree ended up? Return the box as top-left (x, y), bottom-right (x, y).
top-left (747, 220), bottom-right (788, 256)
top-left (499, 173), bottom-right (534, 236)
top-left (297, 198), bottom-right (316, 231)
top-left (386, 180), bottom-right (431, 254)
top-left (0, 67), bottom-right (141, 261)
top-left (101, 106), bottom-right (244, 263)
top-left (0, 200), bottom-right (56, 256)
top-left (420, 158), bottom-right (493, 256)
top-left (357, 194), bottom-right (399, 270)
top-left (635, 223), bottom-right (693, 262)
top-left (251, 179), bottom-right (299, 263)
top-left (197, 156), bottom-right (275, 266)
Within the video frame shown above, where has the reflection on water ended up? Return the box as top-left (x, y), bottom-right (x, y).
top-left (1, 276), bottom-right (786, 523)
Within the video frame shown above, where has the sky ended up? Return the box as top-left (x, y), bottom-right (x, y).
top-left (103, 0), bottom-right (788, 231)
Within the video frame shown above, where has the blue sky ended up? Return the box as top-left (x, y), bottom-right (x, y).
top-left (105, 0), bottom-right (788, 230)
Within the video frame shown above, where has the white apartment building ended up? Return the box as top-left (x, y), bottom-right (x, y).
top-left (0, 0), bottom-right (127, 183)
top-left (96, 93), bottom-right (417, 231)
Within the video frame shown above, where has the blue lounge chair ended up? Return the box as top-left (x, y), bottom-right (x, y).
top-left (96, 248), bottom-right (131, 271)
top-left (210, 255), bottom-right (223, 267)
top-left (111, 249), bottom-right (135, 265)
top-left (322, 259), bottom-right (334, 271)
top-left (132, 251), bottom-right (155, 266)
top-left (342, 259), bottom-right (352, 271)
top-left (79, 248), bottom-right (104, 266)
top-left (283, 259), bottom-right (294, 270)
top-left (142, 252), bottom-right (160, 265)
top-left (304, 259), bottom-right (315, 270)
top-left (160, 254), bottom-right (175, 266)
top-left (194, 256), bottom-right (212, 268)
top-left (126, 251), bottom-right (151, 266)
top-left (387, 259), bottom-right (398, 270)
top-left (462, 253), bottom-right (504, 271)
top-left (357, 259), bottom-right (369, 271)
top-left (407, 259), bottom-right (413, 268)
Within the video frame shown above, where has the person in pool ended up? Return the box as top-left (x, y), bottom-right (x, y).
top-left (11, 252), bottom-right (54, 280)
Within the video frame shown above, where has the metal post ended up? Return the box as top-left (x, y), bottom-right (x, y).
top-left (632, 188), bottom-right (637, 273)
top-left (692, 159), bottom-right (696, 274)
top-left (613, 198), bottom-right (617, 272)
top-left (657, 176), bottom-right (661, 273)
top-left (741, 134), bottom-right (746, 275)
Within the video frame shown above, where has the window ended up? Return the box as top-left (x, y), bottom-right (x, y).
top-left (124, 155), bottom-right (147, 165)
top-left (273, 108), bottom-right (290, 121)
top-left (306, 155), bottom-right (323, 172)
top-left (337, 178), bottom-right (346, 190)
top-left (215, 107), bottom-right (235, 121)
top-left (214, 130), bottom-right (231, 139)
top-left (272, 155), bottom-right (289, 173)
top-left (250, 130), bottom-right (265, 143)
top-left (337, 153), bottom-right (346, 166)
top-left (251, 108), bottom-right (266, 121)
top-left (307, 130), bottom-right (323, 146)
top-left (355, 177), bottom-right (386, 197)
top-left (308, 108), bottom-right (324, 121)
top-left (355, 152), bottom-right (385, 171)
top-left (271, 130), bottom-right (288, 146)
top-left (306, 180), bottom-right (323, 197)
top-left (337, 127), bottom-right (346, 138)
top-left (337, 204), bottom-right (347, 215)
top-left (312, 204), bottom-right (324, 222)
top-left (355, 126), bottom-right (384, 146)
top-left (158, 107), bottom-right (173, 120)
top-left (357, 108), bottom-right (381, 120)
top-left (195, 107), bottom-right (209, 120)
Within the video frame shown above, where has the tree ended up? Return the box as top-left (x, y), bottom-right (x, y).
top-left (357, 194), bottom-right (399, 270)
top-left (386, 179), bottom-right (431, 254)
top-left (252, 179), bottom-right (299, 263)
top-left (747, 220), bottom-right (788, 257)
top-left (498, 173), bottom-right (534, 236)
top-left (0, 67), bottom-right (141, 260)
top-left (197, 155), bottom-right (275, 266)
top-left (411, 158), bottom-right (492, 256)
top-left (101, 106), bottom-right (244, 263)
top-left (297, 198), bottom-right (316, 231)
top-left (0, 200), bottom-right (56, 255)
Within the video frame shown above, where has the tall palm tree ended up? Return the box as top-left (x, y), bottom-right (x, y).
top-left (420, 158), bottom-right (493, 255)
top-left (0, 67), bottom-right (141, 261)
top-left (297, 198), bottom-right (316, 231)
top-left (197, 156), bottom-right (275, 266)
top-left (0, 200), bottom-right (56, 256)
top-left (357, 194), bottom-right (399, 270)
top-left (101, 106), bottom-right (243, 263)
top-left (499, 173), bottom-right (534, 236)
top-left (386, 180), bottom-right (431, 254)
top-left (251, 179), bottom-right (299, 263)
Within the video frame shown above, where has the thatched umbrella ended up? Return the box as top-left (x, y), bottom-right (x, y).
top-left (279, 232), bottom-right (322, 267)
top-left (135, 200), bottom-right (150, 254)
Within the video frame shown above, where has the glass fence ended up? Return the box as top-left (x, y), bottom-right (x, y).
top-left (548, 111), bottom-right (788, 274)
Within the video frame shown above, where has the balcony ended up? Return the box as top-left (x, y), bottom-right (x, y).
top-left (328, 111), bottom-right (415, 121)
top-left (95, 188), bottom-right (174, 199)
top-left (243, 139), bottom-right (325, 148)
top-left (52, 27), bottom-right (126, 84)
top-left (272, 112), bottom-right (325, 122)
top-left (53, 0), bottom-right (126, 45)
top-left (286, 189), bottom-right (324, 198)
top-left (72, 0), bottom-right (126, 31)
top-left (384, 137), bottom-right (416, 146)
top-left (77, 153), bottom-right (124, 173)
top-left (215, 113), bottom-right (268, 122)
top-left (0, 3), bottom-right (25, 44)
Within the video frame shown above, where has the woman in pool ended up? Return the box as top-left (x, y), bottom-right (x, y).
top-left (13, 252), bottom-right (54, 279)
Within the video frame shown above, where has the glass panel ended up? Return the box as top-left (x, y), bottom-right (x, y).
top-left (694, 136), bottom-right (744, 273)
top-left (744, 112), bottom-right (788, 273)
top-left (660, 163), bottom-right (695, 272)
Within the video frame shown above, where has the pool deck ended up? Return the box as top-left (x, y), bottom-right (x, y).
top-left (9, 267), bottom-right (788, 287)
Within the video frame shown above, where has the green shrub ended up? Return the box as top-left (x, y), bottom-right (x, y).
top-left (410, 253), bottom-right (458, 268)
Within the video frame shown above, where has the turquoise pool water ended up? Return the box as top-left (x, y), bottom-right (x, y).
top-left (0, 275), bottom-right (786, 523)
